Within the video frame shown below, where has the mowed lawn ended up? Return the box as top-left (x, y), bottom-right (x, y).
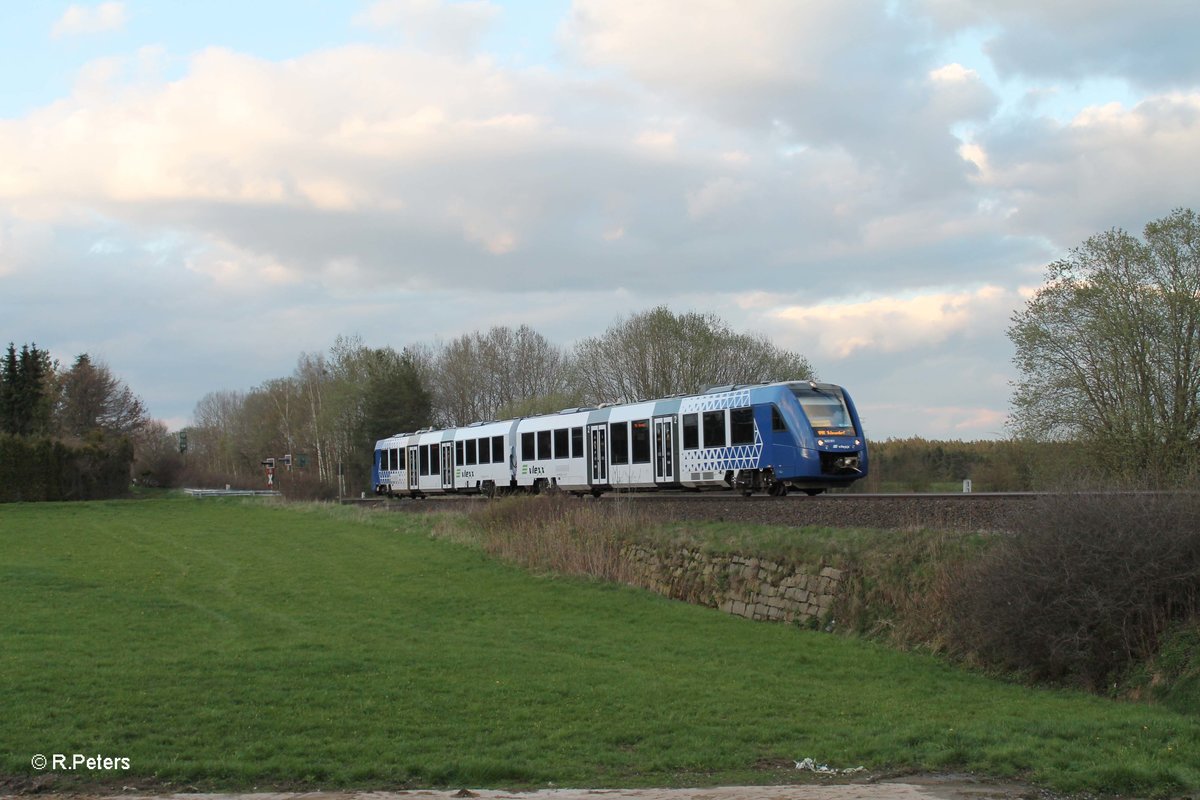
top-left (2, 499), bottom-right (1199, 795)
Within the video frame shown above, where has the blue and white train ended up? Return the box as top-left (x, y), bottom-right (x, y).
top-left (372, 380), bottom-right (867, 497)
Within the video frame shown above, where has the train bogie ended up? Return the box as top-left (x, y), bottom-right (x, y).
top-left (372, 380), bottom-right (868, 498)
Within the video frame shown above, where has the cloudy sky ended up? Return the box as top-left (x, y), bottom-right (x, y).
top-left (2, 1), bottom-right (1198, 440)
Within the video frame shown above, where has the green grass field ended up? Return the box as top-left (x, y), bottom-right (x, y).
top-left (3, 498), bottom-right (1199, 796)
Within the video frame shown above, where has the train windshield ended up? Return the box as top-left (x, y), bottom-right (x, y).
top-left (791, 385), bottom-right (856, 436)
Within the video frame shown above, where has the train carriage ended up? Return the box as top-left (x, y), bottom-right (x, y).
top-left (372, 380), bottom-right (867, 498)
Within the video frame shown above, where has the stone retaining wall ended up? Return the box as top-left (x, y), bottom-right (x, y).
top-left (621, 543), bottom-right (844, 626)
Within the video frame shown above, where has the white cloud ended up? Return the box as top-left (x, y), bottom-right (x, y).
top-left (975, 92), bottom-right (1200, 244)
top-left (770, 286), bottom-right (1016, 359)
top-left (634, 129), bottom-right (676, 153)
top-left (686, 177), bottom-right (749, 219)
top-left (926, 62), bottom-right (995, 122)
top-left (184, 240), bottom-right (298, 287)
top-left (51, 2), bottom-right (127, 38)
top-left (863, 402), bottom-right (1009, 440)
top-left (353, 0), bottom-right (501, 55)
top-left (0, 46), bottom-right (541, 212)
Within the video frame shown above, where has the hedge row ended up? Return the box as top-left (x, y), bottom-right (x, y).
top-left (0, 433), bottom-right (133, 502)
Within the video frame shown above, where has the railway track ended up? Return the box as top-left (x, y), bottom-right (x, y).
top-left (349, 490), bottom-right (1047, 531)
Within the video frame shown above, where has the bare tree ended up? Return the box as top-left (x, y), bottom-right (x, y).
top-left (429, 325), bottom-right (574, 425)
top-left (571, 307), bottom-right (814, 403)
top-left (294, 351), bottom-right (332, 481)
top-left (191, 389), bottom-right (248, 476)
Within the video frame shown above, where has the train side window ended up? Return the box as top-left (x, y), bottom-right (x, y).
top-left (554, 428), bottom-right (569, 459)
top-left (455, 441), bottom-right (464, 466)
top-left (478, 438), bottom-right (490, 464)
top-left (610, 421), bottom-right (629, 464)
top-left (772, 406), bottom-right (788, 432)
top-left (521, 432), bottom-right (535, 461)
top-left (703, 410), bottom-right (727, 448)
top-left (731, 407), bottom-right (755, 445)
top-left (492, 435), bottom-right (505, 464)
top-left (466, 439), bottom-right (477, 465)
top-left (537, 429), bottom-right (551, 460)
top-left (570, 426), bottom-right (583, 458)
top-left (420, 445), bottom-right (430, 475)
top-left (395, 448), bottom-right (403, 470)
top-left (631, 419), bottom-right (651, 463)
top-left (430, 444), bottom-right (440, 474)
top-left (682, 414), bottom-right (699, 449)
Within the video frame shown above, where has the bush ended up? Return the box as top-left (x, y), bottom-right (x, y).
top-left (0, 432), bottom-right (133, 502)
top-left (942, 493), bottom-right (1200, 689)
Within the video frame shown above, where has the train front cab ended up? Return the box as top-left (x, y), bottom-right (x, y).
top-left (755, 382), bottom-right (867, 495)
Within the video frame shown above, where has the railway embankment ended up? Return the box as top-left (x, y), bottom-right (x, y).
top-left (409, 492), bottom-right (1023, 632)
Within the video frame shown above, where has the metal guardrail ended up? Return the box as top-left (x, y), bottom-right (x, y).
top-left (183, 489), bottom-right (282, 498)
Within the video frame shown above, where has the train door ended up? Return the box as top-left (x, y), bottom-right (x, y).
top-left (588, 423), bottom-right (608, 487)
top-left (407, 446), bottom-right (419, 492)
top-left (440, 442), bottom-right (454, 490)
top-left (654, 416), bottom-right (676, 485)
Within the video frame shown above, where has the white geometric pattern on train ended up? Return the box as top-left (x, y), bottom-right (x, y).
top-left (371, 380), bottom-right (868, 498)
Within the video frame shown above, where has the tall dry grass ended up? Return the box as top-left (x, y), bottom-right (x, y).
top-left (449, 494), bottom-right (652, 583)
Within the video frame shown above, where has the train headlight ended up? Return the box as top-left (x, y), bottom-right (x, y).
top-left (855, 439), bottom-right (861, 446)
top-left (816, 439), bottom-right (824, 446)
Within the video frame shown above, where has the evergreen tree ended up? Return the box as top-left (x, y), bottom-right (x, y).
top-left (0, 342), bottom-right (54, 436)
top-left (0, 344), bottom-right (17, 435)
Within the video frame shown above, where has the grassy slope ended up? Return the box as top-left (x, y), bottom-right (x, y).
top-left (2, 498), bottom-right (1198, 796)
